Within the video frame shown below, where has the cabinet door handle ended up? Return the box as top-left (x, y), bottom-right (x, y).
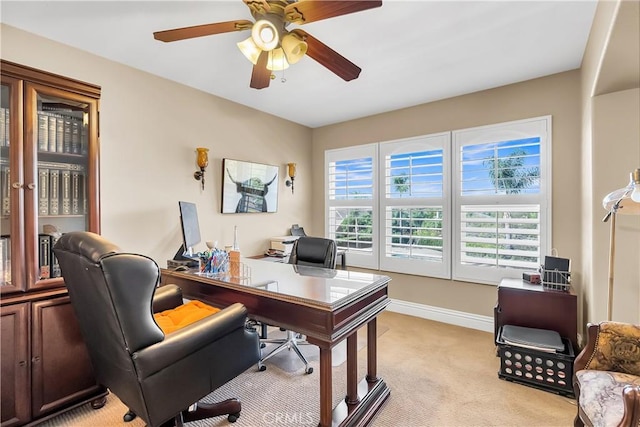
top-left (12, 182), bottom-right (23, 189)
top-left (18, 360), bottom-right (27, 367)
top-left (26, 183), bottom-right (36, 190)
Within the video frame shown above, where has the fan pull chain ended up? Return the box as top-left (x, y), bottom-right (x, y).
top-left (281, 55), bottom-right (286, 83)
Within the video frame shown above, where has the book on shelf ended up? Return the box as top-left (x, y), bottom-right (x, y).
top-left (47, 113), bottom-right (57, 153)
top-left (49, 234), bottom-right (61, 278)
top-left (61, 169), bottom-right (71, 215)
top-left (63, 118), bottom-right (72, 153)
top-left (1, 159), bottom-right (10, 216)
top-left (38, 167), bottom-right (49, 215)
top-left (56, 114), bottom-right (64, 153)
top-left (0, 235), bottom-right (10, 286)
top-left (71, 167), bottom-right (85, 215)
top-left (71, 120), bottom-right (80, 154)
top-left (49, 168), bottom-right (60, 215)
top-left (38, 234), bottom-right (51, 280)
top-left (0, 107), bottom-right (5, 148)
top-left (4, 108), bottom-right (9, 147)
top-left (38, 112), bottom-right (49, 152)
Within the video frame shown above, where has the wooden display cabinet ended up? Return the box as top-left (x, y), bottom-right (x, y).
top-left (0, 60), bottom-right (107, 427)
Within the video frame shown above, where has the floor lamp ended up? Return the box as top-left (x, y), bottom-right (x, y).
top-left (602, 168), bottom-right (640, 321)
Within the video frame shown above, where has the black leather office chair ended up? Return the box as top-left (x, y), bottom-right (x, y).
top-left (258, 237), bottom-right (337, 374)
top-left (53, 231), bottom-right (260, 427)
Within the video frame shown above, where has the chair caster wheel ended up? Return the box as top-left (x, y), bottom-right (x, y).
top-left (228, 412), bottom-right (240, 423)
top-left (260, 343), bottom-right (266, 349)
top-left (123, 410), bottom-right (137, 422)
top-left (259, 365), bottom-right (267, 371)
top-left (305, 367), bottom-right (313, 374)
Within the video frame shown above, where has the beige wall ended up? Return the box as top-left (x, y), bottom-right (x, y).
top-left (1, 24), bottom-right (313, 264)
top-left (2, 0), bottom-right (638, 327)
top-left (580, 0), bottom-right (640, 326)
top-left (311, 71), bottom-right (583, 318)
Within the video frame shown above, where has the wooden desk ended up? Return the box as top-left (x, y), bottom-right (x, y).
top-left (161, 259), bottom-right (390, 427)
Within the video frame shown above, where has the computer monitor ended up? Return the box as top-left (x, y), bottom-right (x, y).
top-left (172, 201), bottom-right (201, 266)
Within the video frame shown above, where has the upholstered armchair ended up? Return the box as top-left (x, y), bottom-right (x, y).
top-left (53, 231), bottom-right (260, 427)
top-left (573, 321), bottom-right (640, 427)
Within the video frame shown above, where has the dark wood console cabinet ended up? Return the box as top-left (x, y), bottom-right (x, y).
top-left (1, 61), bottom-right (107, 427)
top-left (494, 278), bottom-right (578, 352)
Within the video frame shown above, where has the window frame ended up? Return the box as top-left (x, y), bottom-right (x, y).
top-left (452, 116), bottom-right (552, 284)
top-left (378, 133), bottom-right (451, 278)
top-left (325, 143), bottom-right (379, 269)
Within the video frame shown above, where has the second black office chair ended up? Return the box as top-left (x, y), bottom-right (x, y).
top-left (258, 236), bottom-right (337, 374)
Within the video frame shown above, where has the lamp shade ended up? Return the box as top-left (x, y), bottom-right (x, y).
top-left (196, 147), bottom-right (209, 169)
top-left (282, 33), bottom-right (307, 64)
top-left (251, 20), bottom-right (278, 51)
top-left (266, 48), bottom-right (289, 71)
top-left (237, 37), bottom-right (261, 65)
top-left (287, 163), bottom-right (296, 178)
top-left (602, 168), bottom-right (640, 215)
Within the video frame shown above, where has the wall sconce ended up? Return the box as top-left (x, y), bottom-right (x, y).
top-left (285, 162), bottom-right (296, 194)
top-left (194, 147), bottom-right (209, 190)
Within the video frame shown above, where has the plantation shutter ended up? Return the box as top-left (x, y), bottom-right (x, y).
top-left (325, 144), bottom-right (378, 269)
top-left (452, 116), bottom-right (551, 284)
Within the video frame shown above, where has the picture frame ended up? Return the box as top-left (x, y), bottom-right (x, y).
top-left (221, 158), bottom-right (279, 213)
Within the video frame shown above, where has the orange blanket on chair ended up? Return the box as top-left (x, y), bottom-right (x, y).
top-left (154, 300), bottom-right (220, 335)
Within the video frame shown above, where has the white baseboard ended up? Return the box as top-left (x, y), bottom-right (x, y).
top-left (387, 299), bottom-right (494, 333)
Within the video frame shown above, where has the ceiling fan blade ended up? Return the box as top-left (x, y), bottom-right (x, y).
top-left (153, 20), bottom-right (253, 42)
top-left (291, 29), bottom-right (361, 81)
top-left (284, 1), bottom-right (382, 24)
top-left (250, 51), bottom-right (271, 89)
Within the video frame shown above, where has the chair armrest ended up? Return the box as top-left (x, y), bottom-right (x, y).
top-left (574, 323), bottom-right (599, 372)
top-left (132, 302), bottom-right (251, 378)
top-left (621, 385), bottom-right (640, 427)
top-left (152, 284), bottom-right (183, 313)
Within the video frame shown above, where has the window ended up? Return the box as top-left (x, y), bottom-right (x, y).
top-left (325, 144), bottom-right (378, 269)
top-left (324, 116), bottom-right (551, 285)
top-left (379, 133), bottom-right (451, 278)
top-left (452, 117), bottom-right (550, 284)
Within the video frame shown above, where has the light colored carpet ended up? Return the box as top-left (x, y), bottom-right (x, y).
top-left (38, 311), bottom-right (577, 426)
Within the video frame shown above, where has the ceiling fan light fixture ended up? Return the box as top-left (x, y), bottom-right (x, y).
top-left (281, 33), bottom-right (307, 64)
top-left (251, 19), bottom-right (278, 51)
top-left (237, 37), bottom-right (261, 65)
top-left (266, 48), bottom-right (289, 71)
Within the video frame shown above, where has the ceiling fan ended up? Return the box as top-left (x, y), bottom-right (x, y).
top-left (153, 0), bottom-right (382, 89)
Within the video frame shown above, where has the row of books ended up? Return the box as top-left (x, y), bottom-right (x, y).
top-left (37, 110), bottom-right (87, 155)
top-left (0, 234), bottom-right (62, 284)
top-left (38, 162), bottom-right (87, 216)
top-left (0, 107), bottom-right (9, 148)
top-left (38, 233), bottom-right (61, 280)
top-left (0, 160), bottom-right (87, 217)
top-left (0, 236), bottom-right (10, 286)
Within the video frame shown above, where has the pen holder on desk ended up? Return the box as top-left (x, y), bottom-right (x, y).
top-left (229, 250), bottom-right (240, 278)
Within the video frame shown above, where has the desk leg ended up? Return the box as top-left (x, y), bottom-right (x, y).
top-left (346, 333), bottom-right (359, 405)
top-left (319, 346), bottom-right (332, 427)
top-left (367, 319), bottom-right (377, 383)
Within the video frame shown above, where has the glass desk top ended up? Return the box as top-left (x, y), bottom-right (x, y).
top-left (182, 257), bottom-right (390, 308)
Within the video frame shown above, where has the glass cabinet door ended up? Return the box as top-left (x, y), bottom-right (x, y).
top-left (0, 76), bottom-right (24, 293)
top-left (24, 82), bottom-right (99, 290)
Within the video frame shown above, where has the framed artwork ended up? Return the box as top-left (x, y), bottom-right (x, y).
top-left (222, 158), bottom-right (279, 213)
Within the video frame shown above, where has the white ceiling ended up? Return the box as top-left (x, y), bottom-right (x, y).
top-left (1, 0), bottom-right (598, 128)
